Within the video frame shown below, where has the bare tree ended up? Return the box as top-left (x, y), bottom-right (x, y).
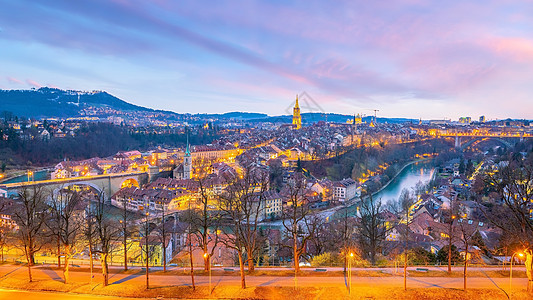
top-left (93, 192), bottom-right (120, 286)
top-left (153, 202), bottom-right (168, 272)
top-left (457, 216), bottom-right (479, 291)
top-left (11, 187), bottom-right (47, 282)
top-left (281, 173), bottom-right (316, 273)
top-left (118, 193), bottom-right (135, 271)
top-left (481, 159), bottom-right (533, 291)
top-left (358, 193), bottom-right (388, 266)
top-left (218, 168), bottom-right (269, 289)
top-left (193, 175), bottom-right (221, 272)
top-left (389, 188), bottom-right (416, 290)
top-left (182, 208), bottom-right (196, 290)
top-left (442, 194), bottom-right (459, 273)
top-left (48, 188), bottom-right (84, 284)
top-left (141, 209), bottom-right (153, 289)
top-left (83, 200), bottom-right (97, 281)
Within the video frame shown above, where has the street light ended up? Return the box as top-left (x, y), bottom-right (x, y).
top-left (204, 252), bottom-right (211, 294)
top-left (509, 251), bottom-right (524, 298)
top-left (348, 252), bottom-right (354, 295)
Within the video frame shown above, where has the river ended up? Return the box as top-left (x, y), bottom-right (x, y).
top-left (1, 169), bottom-right (50, 184)
top-left (329, 160), bottom-right (435, 220)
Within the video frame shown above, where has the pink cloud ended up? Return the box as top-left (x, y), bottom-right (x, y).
top-left (26, 79), bottom-right (42, 88)
top-left (6, 77), bottom-right (23, 84)
top-left (485, 37), bottom-right (533, 62)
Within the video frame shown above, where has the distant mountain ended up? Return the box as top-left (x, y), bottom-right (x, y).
top-left (0, 87), bottom-right (154, 118)
top-left (200, 112), bottom-right (269, 120)
top-left (0, 87), bottom-right (417, 124)
top-left (248, 113), bottom-right (416, 124)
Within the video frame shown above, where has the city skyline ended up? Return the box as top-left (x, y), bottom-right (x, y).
top-left (1, 1), bottom-right (533, 119)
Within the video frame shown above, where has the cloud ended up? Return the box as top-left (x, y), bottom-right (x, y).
top-left (6, 77), bottom-right (23, 84)
top-left (26, 79), bottom-right (42, 88)
top-left (1, 0), bottom-right (533, 118)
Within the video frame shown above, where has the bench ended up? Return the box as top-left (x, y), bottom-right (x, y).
top-left (315, 268), bottom-right (327, 272)
top-left (415, 268), bottom-right (429, 272)
top-left (223, 268), bottom-right (234, 272)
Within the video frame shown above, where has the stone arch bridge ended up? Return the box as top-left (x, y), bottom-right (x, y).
top-left (0, 172), bottom-right (149, 200)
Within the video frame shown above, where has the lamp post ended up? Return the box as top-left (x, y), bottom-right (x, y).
top-left (204, 253), bottom-right (211, 295)
top-left (509, 251), bottom-right (524, 298)
top-left (348, 252), bottom-right (354, 295)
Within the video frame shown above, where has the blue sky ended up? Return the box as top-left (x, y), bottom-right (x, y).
top-left (1, 0), bottom-right (533, 119)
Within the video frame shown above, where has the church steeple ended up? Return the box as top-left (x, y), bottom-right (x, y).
top-left (292, 94), bottom-right (302, 130)
top-left (183, 134), bottom-right (192, 179)
top-left (185, 134), bottom-right (191, 156)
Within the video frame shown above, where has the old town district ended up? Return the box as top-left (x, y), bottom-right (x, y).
top-left (0, 100), bottom-right (532, 290)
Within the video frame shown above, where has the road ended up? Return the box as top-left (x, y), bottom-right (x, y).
top-left (0, 264), bottom-right (527, 291)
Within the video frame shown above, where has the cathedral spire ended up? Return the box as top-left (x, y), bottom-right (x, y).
top-left (292, 94), bottom-right (302, 130)
top-left (185, 134), bottom-right (191, 156)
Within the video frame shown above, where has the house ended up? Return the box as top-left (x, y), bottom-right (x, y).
top-left (333, 178), bottom-right (358, 202)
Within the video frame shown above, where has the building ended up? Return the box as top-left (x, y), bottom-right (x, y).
top-left (292, 95), bottom-right (302, 130)
top-left (173, 139), bottom-right (192, 180)
top-left (459, 117), bottom-right (472, 124)
top-left (479, 116), bottom-right (486, 123)
top-left (333, 178), bottom-right (358, 202)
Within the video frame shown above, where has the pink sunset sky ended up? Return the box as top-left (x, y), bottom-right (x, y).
top-left (1, 0), bottom-right (532, 119)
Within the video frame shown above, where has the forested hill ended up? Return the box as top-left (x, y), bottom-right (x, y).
top-left (0, 87), bottom-right (153, 118)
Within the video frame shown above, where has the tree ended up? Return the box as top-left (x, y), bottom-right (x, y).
top-left (436, 245), bottom-right (461, 266)
top-left (442, 194), bottom-right (459, 273)
top-left (481, 158), bottom-right (533, 292)
top-left (457, 215), bottom-right (479, 291)
top-left (281, 173), bottom-right (318, 273)
top-left (154, 201), bottom-right (169, 272)
top-left (219, 168), bottom-right (269, 289)
top-left (93, 192), bottom-right (120, 286)
top-left (11, 187), bottom-right (47, 282)
top-left (48, 188), bottom-right (84, 284)
top-left (390, 188), bottom-right (416, 290)
top-left (118, 192), bottom-right (135, 271)
top-left (83, 200), bottom-right (97, 282)
top-left (358, 193), bottom-right (387, 265)
top-left (193, 175), bottom-right (221, 272)
top-left (141, 209), bottom-right (153, 289)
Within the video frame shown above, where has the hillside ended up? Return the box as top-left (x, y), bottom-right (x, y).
top-left (0, 87), bottom-right (152, 118)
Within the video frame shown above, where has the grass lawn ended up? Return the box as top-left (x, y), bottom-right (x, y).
top-left (0, 277), bottom-right (531, 300)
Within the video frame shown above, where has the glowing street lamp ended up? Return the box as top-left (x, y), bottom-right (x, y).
top-left (204, 252), bottom-right (212, 294)
top-left (509, 251), bottom-right (524, 298)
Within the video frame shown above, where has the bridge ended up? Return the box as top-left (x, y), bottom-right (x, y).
top-left (0, 172), bottom-right (149, 200)
top-left (418, 129), bottom-right (533, 148)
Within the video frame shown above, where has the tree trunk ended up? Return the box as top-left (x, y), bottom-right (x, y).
top-left (162, 243), bottom-right (167, 272)
top-left (463, 246), bottom-right (468, 291)
top-left (64, 258), bottom-right (70, 284)
top-left (448, 237), bottom-right (452, 273)
top-left (123, 235), bottom-right (128, 271)
top-left (26, 251), bottom-right (33, 282)
top-left (102, 253), bottom-right (109, 286)
top-left (189, 240), bottom-right (195, 290)
top-left (343, 252), bottom-right (347, 274)
top-left (145, 244), bottom-right (150, 289)
top-left (403, 252), bottom-right (407, 291)
top-left (238, 251), bottom-right (246, 289)
top-left (203, 246), bottom-right (209, 271)
top-left (293, 237), bottom-right (300, 273)
top-left (89, 245), bottom-right (93, 281)
top-left (57, 236), bottom-right (61, 268)
top-left (247, 248), bottom-right (255, 272)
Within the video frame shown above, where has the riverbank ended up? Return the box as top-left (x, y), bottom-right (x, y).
top-left (370, 158), bottom-right (432, 199)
